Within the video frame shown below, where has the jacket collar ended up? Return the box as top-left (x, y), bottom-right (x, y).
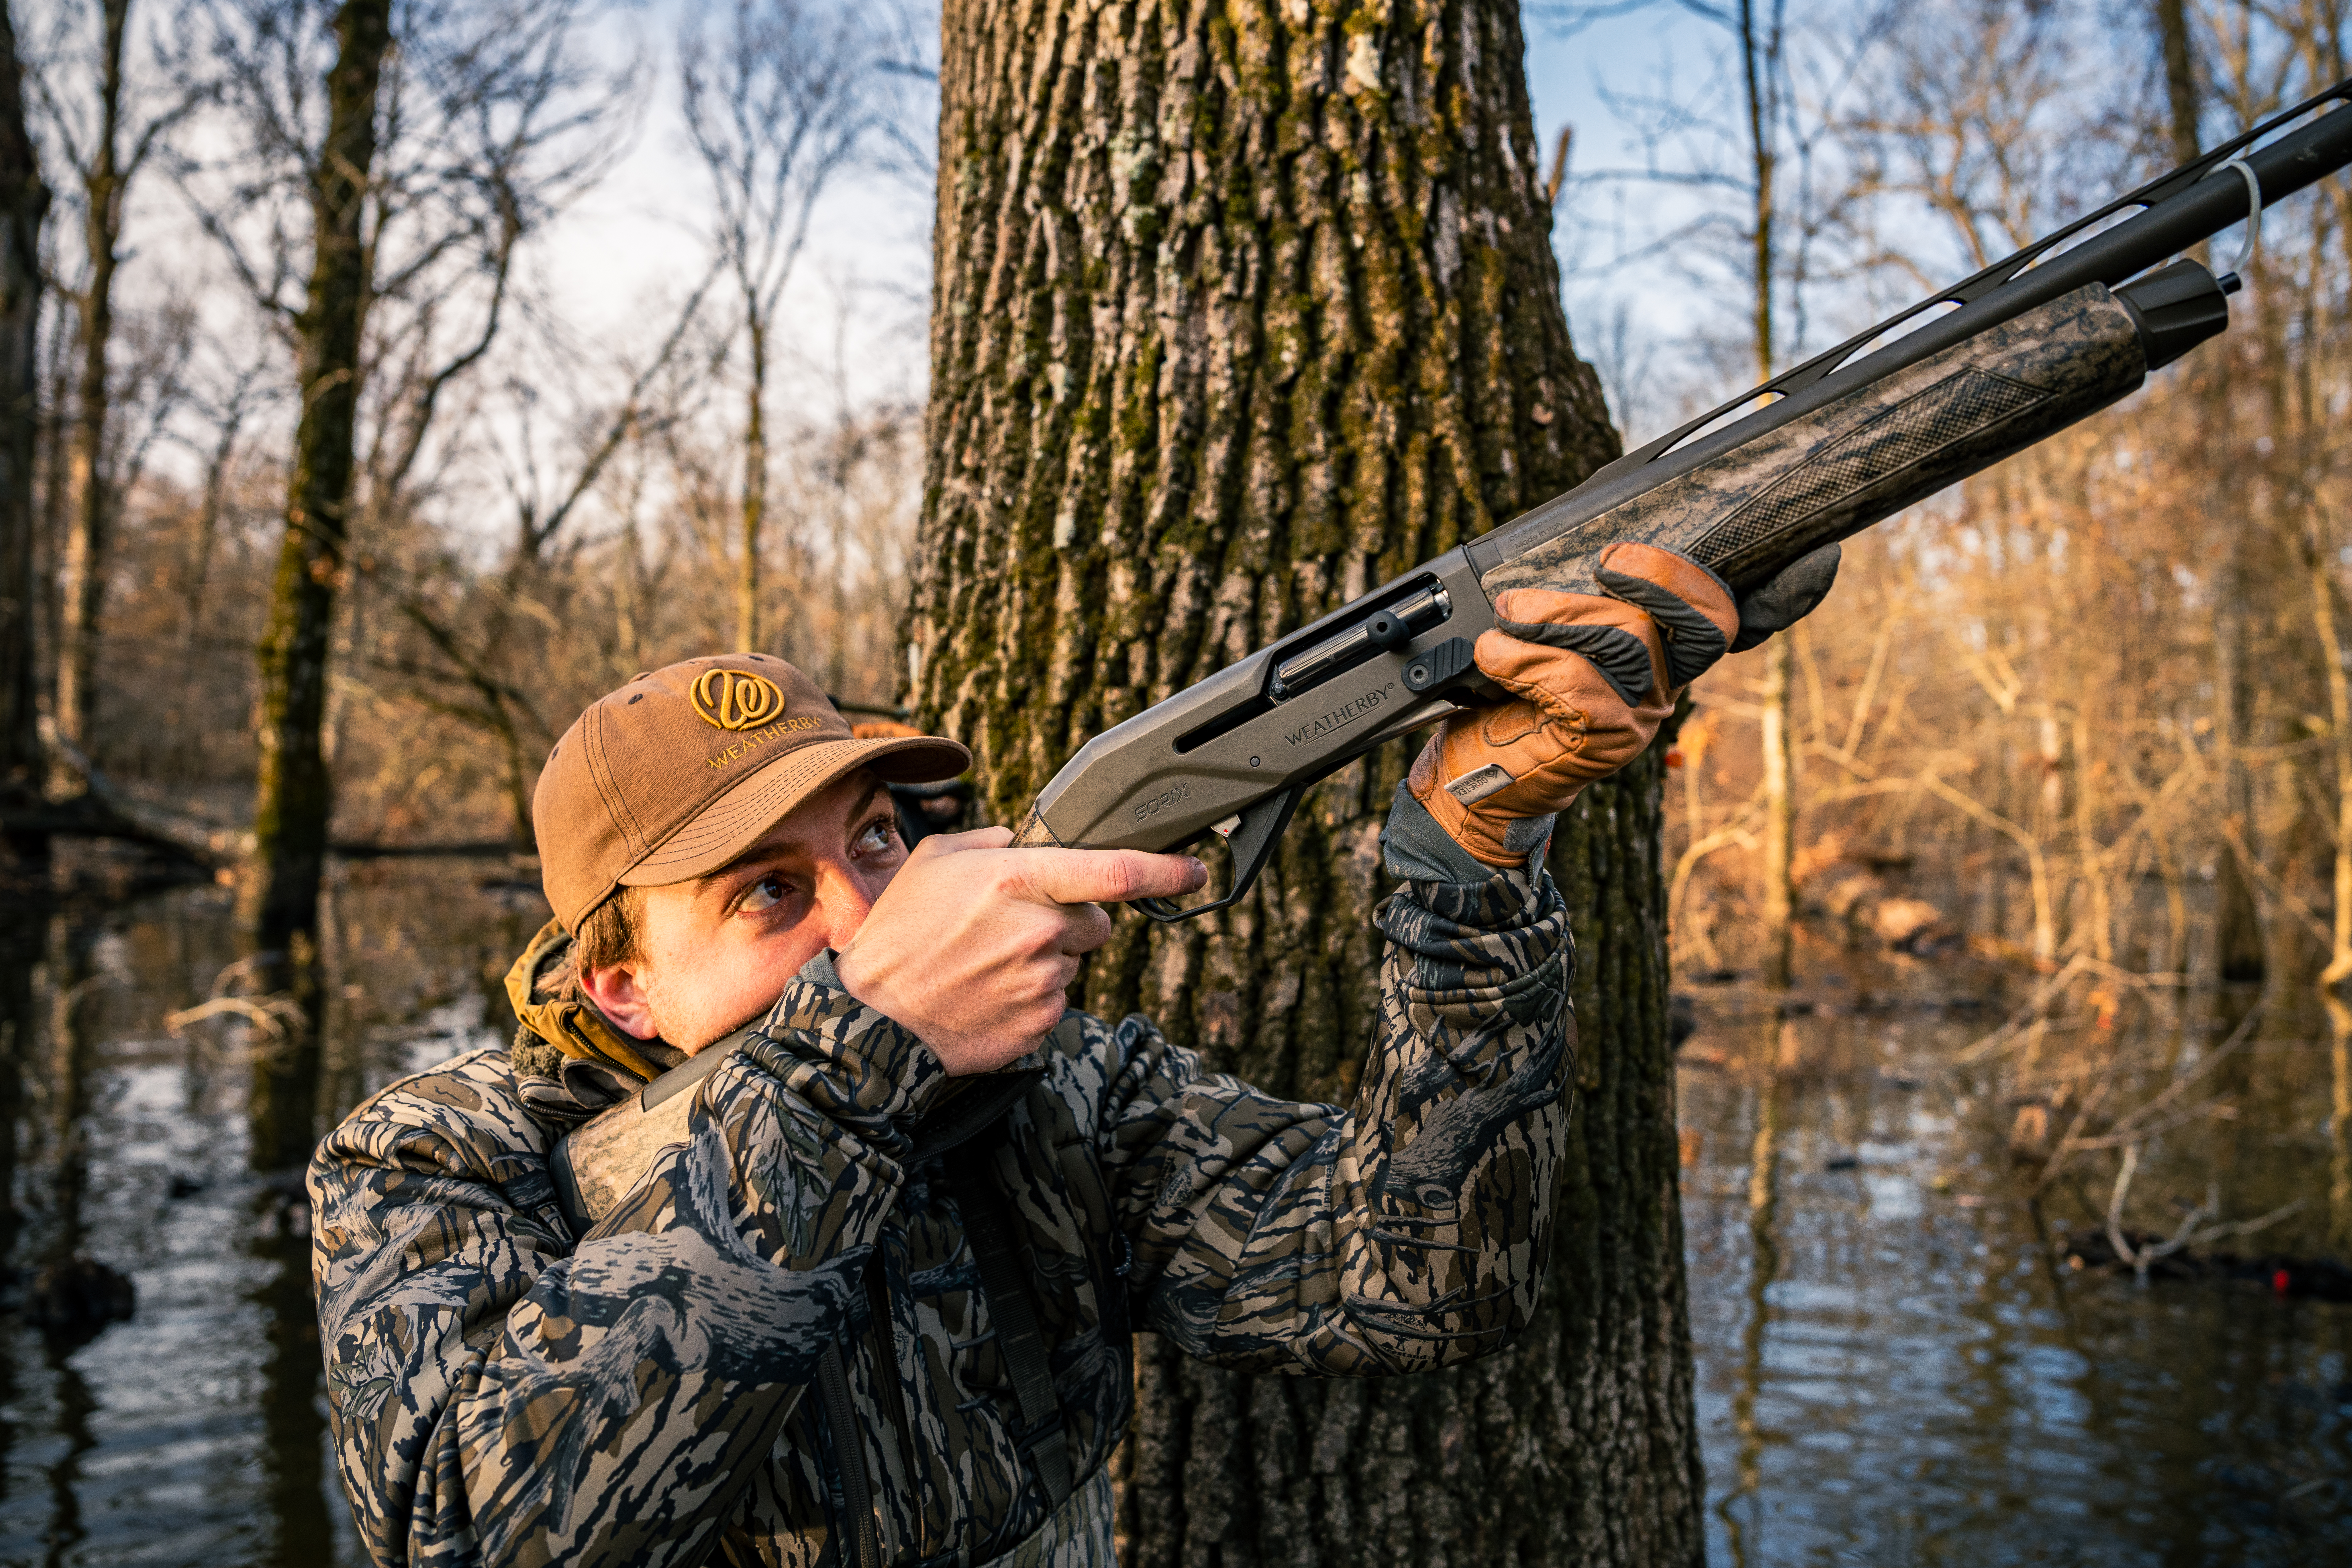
top-left (503, 917), bottom-right (683, 1083)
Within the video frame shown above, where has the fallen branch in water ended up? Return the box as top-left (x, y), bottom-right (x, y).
top-left (165, 995), bottom-right (306, 1043)
top-left (36, 718), bottom-right (252, 867)
top-left (1951, 952), bottom-right (2092, 1067)
top-left (2033, 994), bottom-right (2266, 1194)
top-left (2102, 1142), bottom-right (2307, 1285)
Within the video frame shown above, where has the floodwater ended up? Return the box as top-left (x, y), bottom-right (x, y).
top-left (1, 866), bottom-right (2347, 1566)
top-left (1681, 976), bottom-right (2352, 1566)
top-left (0, 862), bottom-right (542, 1567)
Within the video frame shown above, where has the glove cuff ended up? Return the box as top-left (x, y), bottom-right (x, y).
top-left (1408, 733), bottom-right (1568, 868)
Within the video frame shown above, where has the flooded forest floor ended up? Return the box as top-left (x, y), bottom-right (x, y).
top-left (2, 853), bottom-right (2349, 1565)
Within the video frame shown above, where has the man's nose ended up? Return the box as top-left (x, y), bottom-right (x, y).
top-left (808, 858), bottom-right (880, 949)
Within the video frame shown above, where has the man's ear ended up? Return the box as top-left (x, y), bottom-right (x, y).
top-left (579, 962), bottom-right (659, 1040)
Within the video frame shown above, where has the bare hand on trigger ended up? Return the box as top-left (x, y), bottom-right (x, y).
top-left (833, 827), bottom-right (1207, 1075)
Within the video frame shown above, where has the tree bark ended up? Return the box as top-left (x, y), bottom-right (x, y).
top-left (0, 0), bottom-right (46, 842)
top-left (51, 0), bottom-right (128, 757)
top-left (908, 3), bottom-right (1705, 1561)
top-left (245, 0), bottom-right (389, 942)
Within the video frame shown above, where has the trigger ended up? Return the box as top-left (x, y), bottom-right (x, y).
top-left (1135, 784), bottom-right (1307, 923)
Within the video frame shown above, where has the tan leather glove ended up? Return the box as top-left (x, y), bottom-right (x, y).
top-left (1410, 541), bottom-right (1742, 866)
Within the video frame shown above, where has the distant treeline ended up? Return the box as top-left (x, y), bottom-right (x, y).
top-left (0, 0), bottom-right (933, 949)
top-left (1557, 0), bottom-right (2352, 998)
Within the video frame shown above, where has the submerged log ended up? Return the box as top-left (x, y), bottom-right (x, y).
top-left (24, 1254), bottom-right (136, 1334)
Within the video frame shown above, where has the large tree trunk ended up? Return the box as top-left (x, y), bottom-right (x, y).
top-left (246, 0), bottom-right (388, 941)
top-left (0, 0), bottom-right (46, 847)
top-left (243, 0), bottom-right (390, 1168)
top-left (51, 0), bottom-right (128, 758)
top-left (908, 3), bottom-right (1705, 1561)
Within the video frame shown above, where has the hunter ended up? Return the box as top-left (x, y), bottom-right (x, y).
top-left (308, 541), bottom-right (1831, 1566)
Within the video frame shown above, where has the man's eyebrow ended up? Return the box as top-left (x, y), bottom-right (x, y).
top-left (693, 780), bottom-right (893, 890)
top-left (845, 779), bottom-right (887, 825)
top-left (694, 843), bottom-right (781, 891)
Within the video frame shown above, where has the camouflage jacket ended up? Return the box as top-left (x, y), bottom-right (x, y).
top-left (309, 832), bottom-right (1574, 1567)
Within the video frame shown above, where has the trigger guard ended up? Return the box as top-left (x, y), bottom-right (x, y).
top-left (1128, 783), bottom-right (1308, 923)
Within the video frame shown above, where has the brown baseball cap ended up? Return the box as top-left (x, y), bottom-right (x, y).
top-left (533, 653), bottom-right (969, 931)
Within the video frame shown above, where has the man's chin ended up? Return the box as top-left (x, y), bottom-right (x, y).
top-left (664, 1001), bottom-right (776, 1057)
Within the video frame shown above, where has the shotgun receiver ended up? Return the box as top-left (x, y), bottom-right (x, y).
top-left (1006, 81), bottom-right (2352, 921)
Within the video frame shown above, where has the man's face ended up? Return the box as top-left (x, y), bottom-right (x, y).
top-left (582, 769), bottom-right (907, 1051)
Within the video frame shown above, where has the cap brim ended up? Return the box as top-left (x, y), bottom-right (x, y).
top-left (618, 734), bottom-right (972, 887)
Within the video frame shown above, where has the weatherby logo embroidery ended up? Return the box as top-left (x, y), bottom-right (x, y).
top-left (692, 669), bottom-right (787, 731)
top-left (691, 668), bottom-right (823, 767)
top-left (1284, 682), bottom-right (1396, 746)
top-left (704, 714), bottom-right (824, 768)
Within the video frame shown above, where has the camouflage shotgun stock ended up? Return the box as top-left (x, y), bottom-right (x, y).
top-left (1002, 81), bottom-right (2352, 921)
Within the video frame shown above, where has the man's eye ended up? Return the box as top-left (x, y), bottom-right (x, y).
top-left (857, 817), bottom-right (900, 855)
top-left (738, 872), bottom-right (792, 913)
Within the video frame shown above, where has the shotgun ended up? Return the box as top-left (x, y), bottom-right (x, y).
top-left (547, 83), bottom-right (2352, 1231)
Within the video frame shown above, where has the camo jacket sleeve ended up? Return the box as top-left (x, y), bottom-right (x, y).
top-left (307, 979), bottom-right (953, 1568)
top-left (1100, 857), bottom-right (1573, 1376)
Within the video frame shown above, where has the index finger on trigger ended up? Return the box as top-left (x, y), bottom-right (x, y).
top-left (1017, 847), bottom-right (1209, 906)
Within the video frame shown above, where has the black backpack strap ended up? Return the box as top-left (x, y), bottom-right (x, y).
top-left (815, 1343), bottom-right (882, 1568)
top-left (943, 1141), bottom-right (1074, 1509)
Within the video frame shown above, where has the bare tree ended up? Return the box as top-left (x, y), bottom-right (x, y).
top-left (679, 0), bottom-right (877, 653)
top-left (1545, 0), bottom-right (1882, 983)
top-left (170, 344), bottom-right (272, 657)
top-left (1724, 0), bottom-right (1802, 984)
top-left (236, 0), bottom-right (388, 1167)
top-left (0, 0), bottom-right (47, 849)
top-left (389, 269), bottom-right (716, 843)
top-left (31, 0), bottom-right (205, 763)
top-left (175, 0), bottom-right (625, 926)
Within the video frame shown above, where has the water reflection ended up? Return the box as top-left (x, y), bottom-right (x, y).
top-left (1717, 1018), bottom-right (1789, 1568)
top-left (2326, 997), bottom-right (2352, 1256)
top-left (1, 903), bottom-right (35, 1255)
top-left (1, 863), bottom-right (529, 1566)
top-left (1682, 977), bottom-right (2352, 1566)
